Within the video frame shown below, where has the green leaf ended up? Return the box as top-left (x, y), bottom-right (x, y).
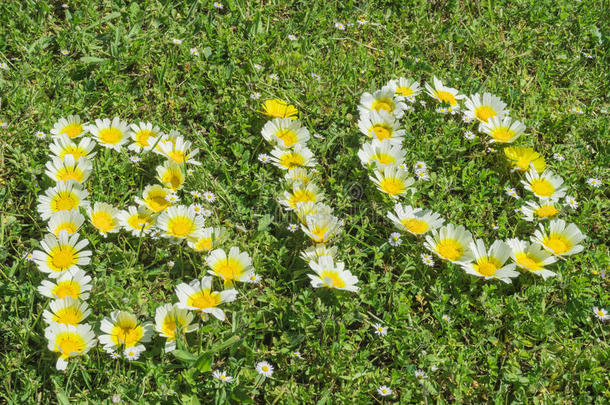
top-left (172, 349), bottom-right (197, 363)
top-left (194, 353), bottom-right (212, 372)
top-left (79, 56), bottom-right (108, 64)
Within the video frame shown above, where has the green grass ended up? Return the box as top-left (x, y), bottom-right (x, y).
top-left (1, 0), bottom-right (609, 403)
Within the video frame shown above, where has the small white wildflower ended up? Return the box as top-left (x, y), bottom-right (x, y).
top-left (430, 365), bottom-right (439, 372)
top-left (582, 52), bottom-right (593, 59)
top-left (593, 307), bottom-right (609, 321)
top-left (60, 49), bottom-right (70, 56)
top-left (201, 208), bottom-right (212, 217)
top-left (172, 38), bottom-right (182, 45)
top-left (288, 34), bottom-right (297, 41)
top-left (600, 107), bottom-right (608, 114)
top-left (586, 178), bottom-right (602, 188)
top-left (190, 191), bottom-right (201, 199)
top-left (415, 169), bottom-right (429, 181)
top-left (268, 73), bottom-right (279, 80)
top-left (492, 224), bottom-right (499, 230)
top-left (0, 62), bottom-right (7, 70)
top-left (414, 370), bottom-right (427, 380)
top-left (256, 361), bottom-right (274, 377)
top-left (165, 193), bottom-right (180, 203)
top-left (23, 252), bottom-right (34, 261)
top-left (334, 22), bottom-right (346, 30)
top-left (109, 351), bottom-right (120, 359)
top-left (213, 370), bottom-right (233, 382)
top-left (441, 314), bottom-right (450, 322)
top-left (253, 63), bottom-right (263, 71)
top-left (61, 3), bottom-right (69, 8)
top-left (421, 253), bottom-right (435, 267)
top-left (564, 195), bottom-right (578, 209)
top-left (129, 156), bottom-right (141, 163)
top-left (258, 153), bottom-right (271, 163)
top-left (250, 92), bottom-right (261, 100)
top-left (553, 153), bottom-right (565, 161)
top-left (291, 351), bottom-right (302, 359)
top-left (571, 106), bottom-right (584, 115)
top-left (313, 133), bottom-right (324, 139)
top-left (377, 385), bottom-right (392, 396)
top-left (435, 107), bottom-right (448, 114)
top-left (203, 191), bottom-right (216, 202)
top-left (310, 72), bottom-right (321, 81)
top-left (504, 187), bottom-right (519, 199)
top-left (372, 323), bottom-right (388, 337)
top-left (419, 99), bottom-right (426, 106)
top-left (35, 131), bottom-right (46, 139)
top-left (287, 223), bottom-right (298, 232)
top-left (213, 2), bottom-right (224, 9)
top-left (356, 18), bottom-right (368, 26)
top-left (190, 48), bottom-right (199, 56)
top-left (414, 161), bottom-right (427, 171)
top-left (464, 130), bottom-right (476, 140)
top-left (124, 348), bottom-right (140, 361)
top-left (388, 232), bottom-right (402, 247)
top-left (462, 115), bottom-right (473, 123)
top-left (167, 260), bottom-right (175, 268)
top-left (191, 203), bottom-right (203, 214)
top-left (247, 273), bottom-right (261, 284)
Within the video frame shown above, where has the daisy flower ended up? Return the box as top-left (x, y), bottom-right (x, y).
top-left (519, 199), bottom-right (560, 222)
top-left (45, 323), bottom-right (96, 370)
top-left (571, 106), bottom-right (584, 115)
top-left (291, 351), bottom-right (303, 359)
top-left (377, 386), bottom-right (392, 397)
top-left (413, 161), bottom-right (427, 171)
top-left (310, 72), bottom-right (321, 81)
top-left (50, 115), bottom-right (87, 139)
top-left (357, 139), bottom-right (406, 168)
top-left (190, 47), bottom-right (200, 56)
top-left (45, 155), bottom-right (92, 184)
top-left (213, 370), bottom-right (233, 382)
top-left (288, 34), bottom-right (297, 41)
top-left (424, 76), bottom-right (465, 112)
top-left (564, 195), bottom-right (578, 209)
top-left (87, 117), bottom-right (130, 151)
top-left (414, 370), bottom-right (427, 379)
top-left (463, 93), bottom-right (508, 123)
top-left (37, 181), bottom-right (89, 220)
top-left (387, 77), bottom-right (422, 98)
top-left (124, 347), bottom-right (142, 361)
top-left (261, 118), bottom-right (310, 148)
top-left (117, 206), bottom-right (155, 236)
top-left (504, 187), bottom-right (520, 199)
top-left (480, 116), bottom-right (526, 144)
top-left (463, 130), bottom-right (476, 140)
top-left (372, 323), bottom-right (388, 336)
top-left (258, 153), bottom-right (271, 163)
top-left (593, 307), bottom-right (609, 321)
top-left (190, 191), bottom-right (201, 199)
top-left (49, 134), bottom-right (97, 162)
top-left (531, 219), bottom-right (586, 257)
top-left (154, 303), bottom-right (197, 352)
top-left (23, 251), bottom-right (34, 261)
top-left (110, 352), bottom-right (120, 360)
top-left (279, 182), bottom-right (324, 210)
top-left (295, 202), bottom-right (332, 224)
top-left (213, 2), bottom-right (224, 9)
top-left (586, 178), bottom-right (602, 188)
top-left (553, 153), bottom-right (565, 161)
top-left (358, 85), bottom-right (408, 119)
top-left (165, 192), bottom-right (179, 204)
top-left (334, 22), bottom-right (346, 30)
top-left (33, 231), bottom-right (91, 278)
top-left (156, 161), bottom-right (185, 191)
top-left (460, 239), bottom-right (519, 283)
top-left (260, 99), bottom-right (298, 119)
top-left (268, 73), bottom-right (279, 80)
top-left (156, 205), bottom-right (205, 242)
top-left (203, 191), bottom-right (216, 202)
top-left (176, 276), bottom-right (238, 321)
top-left (387, 204), bottom-right (444, 236)
top-left (522, 168), bottom-right (566, 200)
top-left (462, 115), bottom-right (473, 123)
top-left (0, 62), bottom-right (7, 70)
top-left (308, 256), bottom-right (359, 292)
top-left (128, 122), bottom-right (162, 153)
top-left (371, 166), bottom-right (415, 199)
top-left (441, 314), bottom-right (450, 322)
top-left (503, 146), bottom-right (546, 173)
top-left (506, 238), bottom-right (557, 279)
top-left (357, 110), bottom-right (405, 144)
top-left (135, 184), bottom-right (173, 212)
top-left (421, 253), bottom-right (435, 267)
top-left (85, 202), bottom-right (120, 236)
top-left (35, 131), bottom-right (46, 139)
top-left (206, 246), bottom-right (255, 286)
top-left (388, 232), bottom-right (402, 247)
top-left (129, 156), bottom-right (141, 163)
top-left (38, 269), bottom-right (92, 300)
top-left (246, 273), bottom-right (261, 284)
top-left (285, 167), bottom-right (313, 186)
top-left (287, 223), bottom-right (298, 232)
top-left (300, 244), bottom-right (338, 263)
top-left (202, 208), bottom-right (212, 217)
top-left (47, 210), bottom-right (85, 236)
top-left (250, 92), bottom-right (261, 100)
top-left (43, 297), bottom-right (91, 326)
top-left (256, 361), bottom-right (274, 377)
top-left (60, 49), bottom-right (70, 56)
top-left (301, 213), bottom-right (342, 244)
top-left (424, 223), bottom-right (474, 264)
top-left (172, 38), bottom-right (182, 45)
top-left (414, 168), bottom-right (430, 181)
top-left (155, 135), bottom-right (200, 165)
top-left (270, 144), bottom-right (317, 170)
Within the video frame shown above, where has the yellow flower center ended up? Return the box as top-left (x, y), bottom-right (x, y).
top-left (435, 239), bottom-right (463, 261)
top-left (168, 150), bottom-right (185, 164)
top-left (162, 170), bottom-right (183, 190)
top-left (598, 310), bottom-right (605, 317)
top-left (135, 129), bottom-right (155, 147)
top-left (52, 192), bottom-right (78, 211)
top-left (188, 290), bottom-right (221, 310)
top-left (53, 281), bottom-right (81, 299)
top-left (369, 124), bottom-right (392, 140)
top-left (56, 167), bottom-right (84, 183)
top-left (111, 323), bottom-right (144, 347)
top-left (319, 270), bottom-right (346, 289)
top-left (127, 213), bottom-right (153, 231)
top-left (434, 90), bottom-right (457, 106)
top-left (279, 152), bottom-right (306, 169)
top-left (56, 332), bottom-right (86, 357)
top-left (474, 257), bottom-right (501, 276)
top-left (161, 315), bottom-right (184, 340)
top-left (312, 226), bottom-right (329, 242)
top-left (530, 179), bottom-right (555, 197)
top-left (53, 306), bottom-right (84, 325)
top-left (289, 189), bottom-right (316, 208)
top-left (379, 178), bottom-right (405, 195)
top-left (474, 106), bottom-right (496, 122)
top-left (60, 146), bottom-right (86, 160)
top-left (60, 123), bottom-right (83, 139)
top-left (194, 237), bottom-right (213, 251)
top-left (401, 218), bottom-right (429, 234)
top-left (145, 190), bottom-right (170, 212)
top-left (98, 127), bottom-right (123, 145)
top-left (515, 253), bottom-right (541, 271)
top-left (214, 258), bottom-right (245, 282)
top-left (48, 245), bottom-right (77, 272)
top-left (543, 234), bottom-right (572, 254)
top-left (54, 222), bottom-right (78, 235)
top-left (372, 98), bottom-right (394, 112)
top-left (535, 205), bottom-right (558, 218)
top-left (372, 153), bottom-right (396, 165)
top-left (91, 211), bottom-right (115, 233)
top-left (275, 129), bottom-right (298, 147)
top-left (395, 86), bottom-right (413, 96)
top-left (167, 216), bottom-right (195, 238)
top-left (490, 127), bottom-right (515, 142)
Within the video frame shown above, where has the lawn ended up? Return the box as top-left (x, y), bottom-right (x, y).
top-left (0, 0), bottom-right (608, 403)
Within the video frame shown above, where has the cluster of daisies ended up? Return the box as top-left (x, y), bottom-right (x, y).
top-left (258, 99), bottom-right (359, 292)
top-left (356, 77), bottom-right (587, 283)
top-left (31, 115), bottom-right (259, 370)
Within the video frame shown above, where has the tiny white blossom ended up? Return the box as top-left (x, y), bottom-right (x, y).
top-left (190, 191), bottom-right (202, 199)
top-left (268, 73), bottom-right (279, 80)
top-left (553, 153), bottom-right (565, 161)
top-left (414, 370), bottom-right (427, 380)
top-left (291, 351), bottom-right (302, 359)
top-left (310, 72), bottom-right (321, 81)
top-left (35, 131), bottom-right (46, 139)
top-left (60, 49), bottom-right (70, 56)
top-left (464, 130), bottom-right (476, 140)
top-left (190, 48), bottom-right (199, 56)
top-left (421, 253), bottom-right (435, 267)
top-left (377, 385), bottom-right (392, 396)
top-left (288, 34), bottom-right (297, 41)
top-left (247, 273), bottom-right (261, 284)
top-left (258, 153), bottom-right (271, 163)
top-left (356, 18), bottom-right (368, 26)
top-left (415, 169), bottom-right (429, 181)
top-left (129, 156), bottom-right (141, 163)
top-left (564, 196), bottom-right (578, 209)
top-left (414, 161), bottom-right (427, 171)
top-left (213, 2), bottom-right (224, 9)
top-left (168, 260), bottom-right (175, 268)
top-left (250, 92), bottom-right (261, 100)
top-left (213, 370), bottom-right (233, 382)
top-left (256, 361), bottom-right (274, 377)
top-left (388, 232), bottom-right (402, 247)
top-left (202, 208), bottom-right (212, 217)
top-left (124, 348), bottom-right (140, 361)
top-left (435, 107), bottom-right (448, 114)
top-left (582, 52), bottom-right (593, 59)
top-left (172, 38), bottom-right (182, 45)
top-left (571, 106), bottom-right (584, 115)
top-left (430, 365), bottom-right (439, 372)
top-left (462, 115), bottom-right (473, 123)
top-left (372, 323), bottom-right (388, 337)
top-left (110, 351), bottom-right (120, 359)
top-left (165, 193), bottom-right (180, 203)
top-left (203, 191), bottom-right (216, 202)
top-left (441, 314), bottom-right (450, 322)
top-left (600, 107), bottom-right (608, 114)
top-left (593, 307), bottom-right (609, 321)
top-left (313, 133), bottom-right (324, 139)
top-left (504, 187), bottom-right (519, 199)
top-left (0, 62), bottom-right (7, 70)
top-left (287, 223), bottom-right (298, 232)
top-left (253, 63), bottom-right (263, 71)
top-left (111, 394), bottom-right (121, 404)
top-left (419, 99), bottom-right (426, 106)
top-left (187, 168), bottom-right (194, 175)
top-left (334, 22), bottom-right (346, 30)
top-left (23, 252), bottom-right (34, 261)
top-left (586, 178), bottom-right (602, 188)
top-left (191, 203), bottom-right (203, 214)
top-left (405, 95), bottom-right (416, 103)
